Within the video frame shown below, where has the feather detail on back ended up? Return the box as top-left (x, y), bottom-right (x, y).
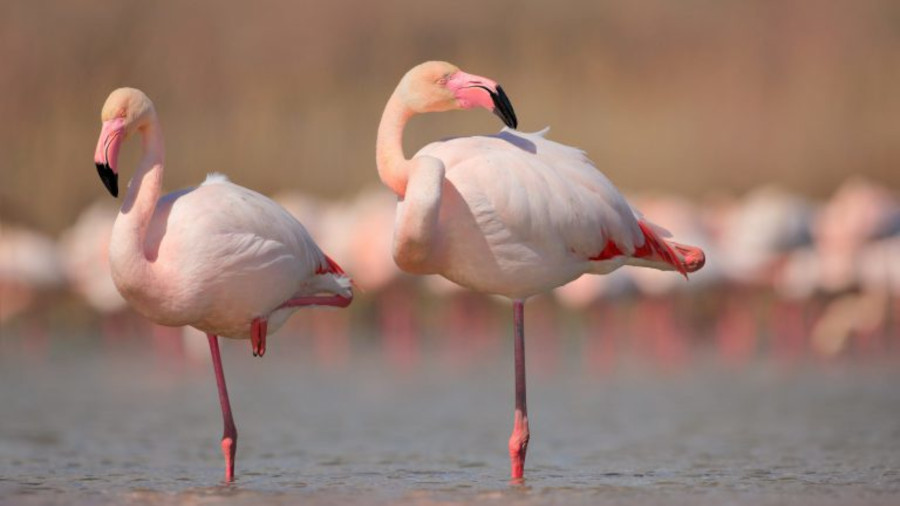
top-left (201, 172), bottom-right (230, 185)
top-left (511, 126), bottom-right (551, 138)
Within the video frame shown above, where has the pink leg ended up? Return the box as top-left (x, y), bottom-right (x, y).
top-left (279, 294), bottom-right (353, 309)
top-left (509, 300), bottom-right (530, 481)
top-left (251, 318), bottom-right (268, 357)
top-left (249, 294), bottom-right (351, 357)
top-left (208, 334), bottom-right (237, 482)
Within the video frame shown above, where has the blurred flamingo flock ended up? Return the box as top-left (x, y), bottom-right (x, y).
top-left (2, 176), bottom-right (897, 367)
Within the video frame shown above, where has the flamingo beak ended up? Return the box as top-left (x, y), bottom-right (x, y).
top-left (449, 71), bottom-right (518, 129)
top-left (489, 85), bottom-right (517, 130)
top-left (93, 117), bottom-right (126, 197)
top-left (95, 163), bottom-right (119, 198)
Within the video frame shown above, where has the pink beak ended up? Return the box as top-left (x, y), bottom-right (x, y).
top-left (447, 71), bottom-right (518, 129)
top-left (94, 117), bottom-right (126, 197)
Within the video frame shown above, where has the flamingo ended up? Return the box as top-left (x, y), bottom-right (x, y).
top-left (376, 61), bottom-right (705, 479)
top-left (58, 201), bottom-right (138, 342)
top-left (92, 88), bottom-right (353, 482)
top-left (0, 224), bottom-right (64, 325)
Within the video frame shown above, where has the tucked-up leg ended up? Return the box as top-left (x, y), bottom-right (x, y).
top-left (279, 294), bottom-right (353, 309)
top-left (249, 295), bottom-right (351, 357)
top-left (251, 318), bottom-right (268, 357)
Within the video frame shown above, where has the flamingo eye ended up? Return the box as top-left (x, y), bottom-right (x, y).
top-left (436, 74), bottom-right (450, 86)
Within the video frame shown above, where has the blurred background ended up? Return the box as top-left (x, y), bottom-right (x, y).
top-left (1, 1), bottom-right (899, 504)
top-left (2, 0), bottom-right (897, 359)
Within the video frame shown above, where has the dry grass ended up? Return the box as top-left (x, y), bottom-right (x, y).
top-left (2, 0), bottom-right (899, 233)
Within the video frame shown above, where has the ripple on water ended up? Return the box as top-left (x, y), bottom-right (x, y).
top-left (2, 341), bottom-right (900, 506)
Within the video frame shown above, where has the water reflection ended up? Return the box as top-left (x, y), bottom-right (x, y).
top-left (1, 320), bottom-right (898, 505)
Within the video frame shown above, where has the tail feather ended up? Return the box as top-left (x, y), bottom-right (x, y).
top-left (634, 222), bottom-right (687, 276)
top-left (316, 254), bottom-right (357, 295)
top-left (589, 221), bottom-right (706, 277)
top-left (317, 254), bottom-right (347, 276)
top-left (634, 221), bottom-right (705, 277)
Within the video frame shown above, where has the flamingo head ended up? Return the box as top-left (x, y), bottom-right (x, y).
top-left (398, 61), bottom-right (517, 129)
top-left (94, 88), bottom-right (155, 197)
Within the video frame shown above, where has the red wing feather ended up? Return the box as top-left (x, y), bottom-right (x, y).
top-left (316, 254), bottom-right (347, 276)
top-left (590, 221), bottom-right (704, 278)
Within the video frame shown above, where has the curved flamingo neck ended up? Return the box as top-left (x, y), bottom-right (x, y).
top-left (376, 91), bottom-right (414, 197)
top-left (123, 118), bottom-right (165, 212)
top-left (113, 114), bottom-right (165, 277)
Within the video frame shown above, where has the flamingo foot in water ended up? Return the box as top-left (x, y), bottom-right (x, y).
top-left (222, 435), bottom-right (236, 482)
top-left (508, 409), bottom-right (530, 480)
top-left (509, 300), bottom-right (530, 480)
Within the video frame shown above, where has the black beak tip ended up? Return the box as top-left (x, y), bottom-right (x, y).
top-left (490, 85), bottom-right (518, 130)
top-left (95, 163), bottom-right (119, 197)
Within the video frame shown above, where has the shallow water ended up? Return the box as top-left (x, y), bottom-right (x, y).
top-left (1, 327), bottom-right (899, 506)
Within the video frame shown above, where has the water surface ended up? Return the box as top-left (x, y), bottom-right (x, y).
top-left (1, 329), bottom-right (898, 505)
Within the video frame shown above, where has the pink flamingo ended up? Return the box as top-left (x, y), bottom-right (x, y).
top-left (59, 201), bottom-right (125, 315)
top-left (376, 61), bottom-right (705, 479)
top-left (714, 187), bottom-right (814, 362)
top-left (808, 178), bottom-right (900, 356)
top-left (58, 200), bottom-right (147, 344)
top-left (0, 224), bottom-right (64, 348)
top-left (339, 188), bottom-right (421, 368)
top-left (92, 88), bottom-right (353, 482)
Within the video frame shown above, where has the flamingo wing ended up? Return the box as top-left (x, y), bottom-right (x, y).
top-left (416, 129), bottom-right (644, 262)
top-left (142, 176), bottom-right (348, 336)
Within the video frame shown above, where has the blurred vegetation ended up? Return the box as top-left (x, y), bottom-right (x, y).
top-left (2, 0), bottom-right (899, 233)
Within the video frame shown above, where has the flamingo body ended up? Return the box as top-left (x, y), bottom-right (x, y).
top-left (409, 129), bottom-right (635, 295)
top-left (403, 128), bottom-right (700, 298)
top-left (111, 174), bottom-right (348, 338)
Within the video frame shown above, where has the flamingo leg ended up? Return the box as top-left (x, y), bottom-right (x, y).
top-left (207, 334), bottom-right (238, 482)
top-left (248, 295), bottom-right (351, 357)
top-left (279, 294), bottom-right (353, 309)
top-left (251, 318), bottom-right (268, 357)
top-left (509, 300), bottom-right (530, 480)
